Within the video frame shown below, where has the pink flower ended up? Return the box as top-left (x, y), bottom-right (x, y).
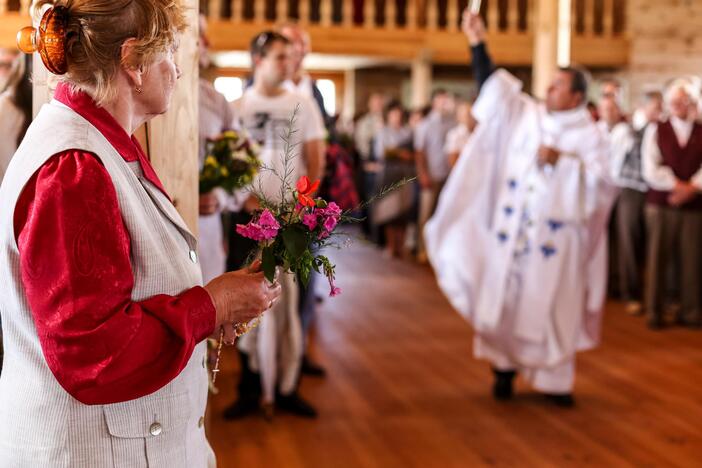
top-left (235, 209), bottom-right (280, 242)
top-left (327, 275), bottom-right (342, 297)
top-left (302, 213), bottom-right (318, 230)
top-left (323, 215), bottom-right (338, 232)
top-left (323, 202), bottom-right (342, 218)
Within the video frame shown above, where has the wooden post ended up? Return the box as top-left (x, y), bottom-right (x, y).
top-left (208, 0), bottom-right (221, 20)
top-left (507, 0), bottom-right (519, 32)
top-left (583, 0), bottom-right (594, 36)
top-left (557, 0), bottom-right (571, 67)
top-left (364, 0), bottom-right (376, 28)
top-left (427, 0), bottom-right (438, 31)
top-left (299, 0), bottom-right (310, 25)
top-left (320, 0), bottom-right (332, 26)
top-left (230, 0), bottom-right (242, 22)
top-left (276, 0), bottom-right (288, 22)
top-left (407, 0), bottom-right (418, 30)
top-left (253, 0), bottom-right (265, 23)
top-left (20, 0), bottom-right (31, 15)
top-left (0, 0), bottom-right (7, 15)
top-left (487, 0), bottom-right (499, 32)
top-left (531, 0), bottom-right (559, 99)
top-left (147, 0), bottom-right (199, 232)
top-left (342, 0), bottom-right (353, 27)
top-left (603, 0), bottom-right (613, 36)
top-left (342, 68), bottom-right (356, 123)
top-left (386, 0), bottom-right (397, 29)
top-left (411, 50), bottom-right (432, 108)
top-left (446, 0), bottom-right (459, 32)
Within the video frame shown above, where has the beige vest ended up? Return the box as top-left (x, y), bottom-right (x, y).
top-left (0, 101), bottom-right (214, 467)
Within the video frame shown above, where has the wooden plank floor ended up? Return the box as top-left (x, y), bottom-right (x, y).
top-left (207, 237), bottom-right (702, 468)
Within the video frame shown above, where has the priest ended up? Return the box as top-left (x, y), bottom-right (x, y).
top-left (425, 10), bottom-right (618, 406)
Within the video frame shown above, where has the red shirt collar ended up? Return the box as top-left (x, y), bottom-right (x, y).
top-left (53, 82), bottom-right (169, 198)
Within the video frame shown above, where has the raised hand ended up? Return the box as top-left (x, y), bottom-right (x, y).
top-left (462, 8), bottom-right (487, 46)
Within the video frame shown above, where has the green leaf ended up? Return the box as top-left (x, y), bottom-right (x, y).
top-left (262, 247), bottom-right (276, 283)
top-left (282, 226), bottom-right (310, 260)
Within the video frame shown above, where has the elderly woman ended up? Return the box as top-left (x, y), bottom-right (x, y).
top-left (0, 1), bottom-right (280, 466)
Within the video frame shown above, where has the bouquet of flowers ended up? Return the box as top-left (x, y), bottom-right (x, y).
top-left (235, 175), bottom-right (344, 297)
top-left (199, 130), bottom-right (261, 194)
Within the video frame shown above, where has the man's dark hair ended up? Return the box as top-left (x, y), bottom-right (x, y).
top-left (383, 99), bottom-right (405, 122)
top-left (560, 66), bottom-right (588, 98)
top-left (250, 31), bottom-right (290, 61)
top-left (431, 88), bottom-right (448, 100)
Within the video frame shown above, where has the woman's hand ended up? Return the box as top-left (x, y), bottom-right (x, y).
top-left (204, 261), bottom-right (282, 343)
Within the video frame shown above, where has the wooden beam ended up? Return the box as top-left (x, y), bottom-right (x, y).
top-left (532, 0), bottom-right (559, 98)
top-left (148, 0), bottom-right (199, 233)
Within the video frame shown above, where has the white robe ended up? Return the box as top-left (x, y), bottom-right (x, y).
top-left (425, 70), bottom-right (617, 392)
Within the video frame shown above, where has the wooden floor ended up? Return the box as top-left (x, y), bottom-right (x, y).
top-left (208, 238), bottom-right (702, 468)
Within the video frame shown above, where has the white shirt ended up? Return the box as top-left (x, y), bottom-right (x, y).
top-left (0, 91), bottom-right (24, 184)
top-left (232, 88), bottom-right (326, 201)
top-left (444, 123), bottom-right (472, 155)
top-left (641, 116), bottom-right (702, 191)
top-left (282, 74), bottom-right (314, 99)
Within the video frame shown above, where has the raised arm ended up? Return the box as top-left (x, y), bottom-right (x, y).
top-left (462, 9), bottom-right (495, 90)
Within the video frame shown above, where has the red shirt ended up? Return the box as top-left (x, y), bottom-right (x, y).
top-left (13, 83), bottom-right (216, 405)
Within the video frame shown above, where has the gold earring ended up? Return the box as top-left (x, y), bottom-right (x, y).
top-left (135, 86), bottom-right (143, 94)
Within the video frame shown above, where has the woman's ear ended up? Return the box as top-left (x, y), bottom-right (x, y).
top-left (120, 38), bottom-right (144, 90)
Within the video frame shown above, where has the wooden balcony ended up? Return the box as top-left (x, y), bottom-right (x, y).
top-left (204, 0), bottom-right (629, 67)
top-left (0, 0), bottom-right (629, 68)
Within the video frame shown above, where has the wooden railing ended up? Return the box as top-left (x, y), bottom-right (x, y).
top-left (0, 0), bottom-right (628, 66)
top-left (204, 0), bottom-right (628, 66)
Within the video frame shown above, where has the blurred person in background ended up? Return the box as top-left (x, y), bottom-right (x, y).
top-left (0, 54), bottom-right (32, 183)
top-left (609, 91), bottom-right (663, 316)
top-left (0, 48), bottom-right (19, 91)
top-left (642, 81), bottom-right (702, 329)
top-left (373, 100), bottom-right (415, 258)
top-left (445, 99), bottom-right (477, 168)
top-left (197, 14), bottom-right (237, 284)
top-left (414, 88), bottom-right (456, 263)
top-left (225, 31), bottom-right (326, 420)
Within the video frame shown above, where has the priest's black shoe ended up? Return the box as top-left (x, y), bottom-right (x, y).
top-left (492, 369), bottom-right (516, 401)
top-left (276, 392), bottom-right (318, 418)
top-left (301, 356), bottom-right (326, 377)
top-left (544, 393), bottom-right (575, 408)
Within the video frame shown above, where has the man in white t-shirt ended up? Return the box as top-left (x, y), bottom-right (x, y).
top-left (225, 31), bottom-right (326, 420)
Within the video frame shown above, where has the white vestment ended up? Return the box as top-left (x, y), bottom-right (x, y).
top-left (425, 70), bottom-right (618, 392)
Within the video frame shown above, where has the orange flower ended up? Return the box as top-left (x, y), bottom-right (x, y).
top-left (296, 176), bottom-right (320, 207)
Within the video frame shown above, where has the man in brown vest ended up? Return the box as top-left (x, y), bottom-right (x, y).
top-left (642, 81), bottom-right (702, 329)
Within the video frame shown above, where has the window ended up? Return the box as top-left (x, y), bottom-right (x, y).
top-left (316, 79), bottom-right (336, 116)
top-left (213, 77), bottom-right (244, 102)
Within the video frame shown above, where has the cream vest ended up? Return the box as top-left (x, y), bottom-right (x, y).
top-left (0, 101), bottom-right (214, 467)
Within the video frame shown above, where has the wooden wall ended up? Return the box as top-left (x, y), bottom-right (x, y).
top-left (625, 0), bottom-right (702, 104)
top-left (147, 0), bottom-right (199, 233)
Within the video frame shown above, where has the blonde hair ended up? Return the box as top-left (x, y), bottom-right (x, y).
top-left (33, 0), bottom-right (187, 106)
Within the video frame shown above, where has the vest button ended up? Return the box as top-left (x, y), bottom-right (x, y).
top-left (149, 422), bottom-right (163, 436)
top-left (198, 416), bottom-right (205, 428)
top-left (189, 250), bottom-right (198, 263)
